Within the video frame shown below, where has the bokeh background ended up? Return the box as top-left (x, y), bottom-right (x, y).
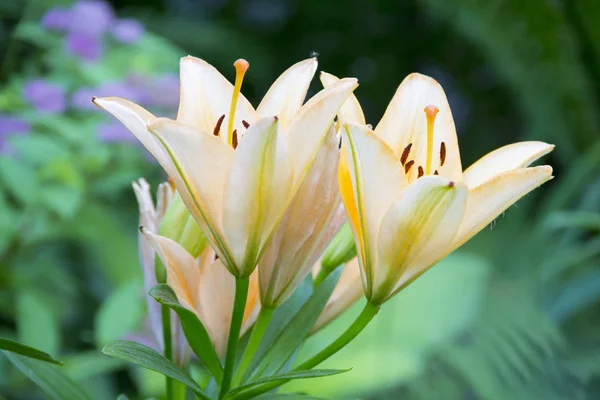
top-left (1, 0), bottom-right (599, 399)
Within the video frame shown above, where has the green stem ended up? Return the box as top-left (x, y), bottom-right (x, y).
top-left (233, 307), bottom-right (274, 386)
top-left (173, 380), bottom-right (187, 400)
top-left (161, 304), bottom-right (174, 399)
top-left (313, 267), bottom-right (331, 288)
top-left (229, 301), bottom-right (379, 400)
top-left (219, 277), bottom-right (249, 399)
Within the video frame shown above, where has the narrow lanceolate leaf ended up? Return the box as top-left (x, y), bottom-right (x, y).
top-left (149, 284), bottom-right (223, 382)
top-left (250, 269), bottom-right (341, 379)
top-left (4, 353), bottom-right (92, 400)
top-left (227, 369), bottom-right (350, 398)
top-left (102, 340), bottom-right (209, 400)
top-left (0, 337), bottom-right (62, 365)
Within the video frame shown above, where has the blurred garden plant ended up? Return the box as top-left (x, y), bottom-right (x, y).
top-left (85, 55), bottom-right (552, 399)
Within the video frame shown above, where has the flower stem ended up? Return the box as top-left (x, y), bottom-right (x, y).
top-left (219, 277), bottom-right (249, 399)
top-left (228, 301), bottom-right (379, 399)
top-left (233, 306), bottom-right (274, 386)
top-left (161, 304), bottom-right (174, 399)
top-left (296, 301), bottom-right (379, 370)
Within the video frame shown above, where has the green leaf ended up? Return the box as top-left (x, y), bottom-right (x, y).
top-left (17, 291), bottom-right (60, 355)
top-left (102, 340), bottom-right (209, 399)
top-left (0, 338), bottom-right (61, 365)
top-left (4, 352), bottom-right (92, 400)
top-left (250, 269), bottom-right (341, 379)
top-left (149, 284), bottom-right (223, 382)
top-left (95, 281), bottom-right (145, 347)
top-left (228, 369), bottom-right (350, 398)
top-left (257, 395), bottom-right (326, 399)
top-left (116, 395), bottom-right (129, 400)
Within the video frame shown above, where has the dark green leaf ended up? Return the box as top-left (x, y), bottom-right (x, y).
top-left (228, 369), bottom-right (350, 398)
top-left (0, 338), bottom-right (61, 365)
top-left (149, 284), bottom-right (223, 382)
top-left (4, 352), bottom-right (92, 400)
top-left (102, 340), bottom-right (209, 399)
top-left (250, 269), bottom-right (341, 379)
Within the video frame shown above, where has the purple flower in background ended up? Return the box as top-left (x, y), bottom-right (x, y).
top-left (0, 115), bottom-right (30, 154)
top-left (65, 32), bottom-right (103, 61)
top-left (71, 87), bottom-right (97, 110)
top-left (152, 74), bottom-right (180, 109)
top-left (69, 0), bottom-right (114, 37)
top-left (111, 19), bottom-right (144, 44)
top-left (41, 7), bottom-right (71, 31)
top-left (23, 80), bottom-right (66, 114)
top-left (97, 122), bottom-right (136, 143)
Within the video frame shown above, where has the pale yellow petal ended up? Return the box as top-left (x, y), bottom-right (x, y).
top-left (141, 230), bottom-right (201, 316)
top-left (242, 270), bottom-right (261, 335)
top-left (462, 141), bottom-right (554, 188)
top-left (340, 123), bottom-right (407, 298)
top-left (147, 118), bottom-right (235, 267)
top-left (176, 56), bottom-right (258, 134)
top-left (312, 258), bottom-right (364, 332)
top-left (374, 73), bottom-right (462, 181)
top-left (196, 255), bottom-right (236, 359)
top-left (222, 117), bottom-right (293, 276)
top-left (259, 128), bottom-right (343, 307)
top-left (319, 71), bottom-right (366, 125)
top-left (451, 166), bottom-right (553, 250)
top-left (286, 77), bottom-right (358, 189)
top-left (92, 97), bottom-right (175, 172)
top-left (256, 58), bottom-right (318, 125)
top-left (374, 176), bottom-right (467, 304)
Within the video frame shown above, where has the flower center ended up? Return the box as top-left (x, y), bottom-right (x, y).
top-left (399, 104), bottom-right (447, 179)
top-left (227, 59), bottom-right (249, 147)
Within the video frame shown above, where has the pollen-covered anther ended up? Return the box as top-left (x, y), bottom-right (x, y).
top-left (448, 181), bottom-right (455, 188)
top-left (232, 129), bottom-right (239, 149)
top-left (213, 114), bottom-right (225, 136)
top-left (404, 160), bottom-right (414, 173)
top-left (242, 120), bottom-right (250, 129)
top-left (434, 170), bottom-right (439, 175)
top-left (400, 143), bottom-right (412, 166)
top-left (440, 141), bottom-right (446, 167)
top-left (417, 166), bottom-right (424, 178)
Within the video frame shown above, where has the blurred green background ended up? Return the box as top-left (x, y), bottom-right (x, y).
top-left (1, 0), bottom-right (599, 399)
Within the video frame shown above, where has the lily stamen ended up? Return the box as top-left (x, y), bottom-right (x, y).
top-left (227, 59), bottom-right (250, 147)
top-left (404, 160), bottom-right (414, 173)
top-left (213, 114), bottom-right (225, 136)
top-left (417, 165), bottom-right (424, 178)
top-left (242, 120), bottom-right (250, 129)
top-left (440, 141), bottom-right (446, 167)
top-left (400, 143), bottom-right (412, 166)
top-left (232, 129), bottom-right (239, 149)
top-left (424, 105), bottom-right (439, 175)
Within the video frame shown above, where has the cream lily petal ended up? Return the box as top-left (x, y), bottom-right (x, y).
top-left (374, 73), bottom-right (462, 181)
top-left (462, 141), bottom-right (555, 188)
top-left (451, 166), bottom-right (553, 250)
top-left (147, 118), bottom-right (234, 265)
top-left (177, 56), bottom-right (258, 133)
top-left (287, 78), bottom-right (359, 188)
top-left (259, 128), bottom-right (344, 307)
top-left (373, 176), bottom-right (467, 304)
top-left (241, 270), bottom-right (261, 335)
top-left (312, 258), bottom-right (363, 332)
top-left (319, 72), bottom-right (366, 125)
top-left (340, 123), bottom-right (407, 296)
top-left (256, 58), bottom-right (318, 125)
top-left (222, 117), bottom-right (293, 276)
top-left (92, 97), bottom-right (176, 173)
top-left (141, 229), bottom-right (201, 315)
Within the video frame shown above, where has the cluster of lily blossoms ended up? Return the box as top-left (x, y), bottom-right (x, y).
top-left (95, 56), bottom-right (553, 398)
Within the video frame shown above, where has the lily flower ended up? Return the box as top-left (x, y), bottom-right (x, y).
top-left (258, 126), bottom-right (346, 307)
top-left (132, 178), bottom-right (189, 365)
top-left (142, 229), bottom-right (260, 358)
top-left (323, 72), bottom-right (554, 305)
top-left (94, 57), bottom-right (358, 277)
